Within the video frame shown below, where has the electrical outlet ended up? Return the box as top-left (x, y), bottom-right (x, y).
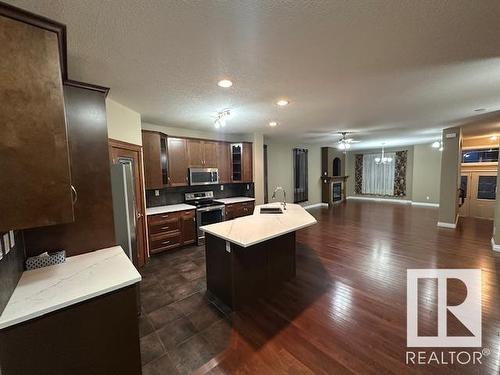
top-left (154, 190), bottom-right (160, 197)
top-left (246, 184), bottom-right (250, 190)
top-left (3, 233), bottom-right (10, 254)
top-left (220, 185), bottom-right (224, 191)
top-left (9, 230), bottom-right (14, 247)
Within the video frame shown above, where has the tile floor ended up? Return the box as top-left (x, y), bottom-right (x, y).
top-left (139, 245), bottom-right (231, 375)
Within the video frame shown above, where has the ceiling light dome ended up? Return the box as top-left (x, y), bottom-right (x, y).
top-left (217, 79), bottom-right (233, 88)
top-left (269, 121), bottom-right (278, 127)
top-left (432, 141), bottom-right (441, 148)
top-left (277, 99), bottom-right (289, 106)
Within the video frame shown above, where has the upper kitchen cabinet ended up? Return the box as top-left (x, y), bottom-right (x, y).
top-left (242, 142), bottom-right (253, 182)
top-left (231, 142), bottom-right (253, 182)
top-left (0, 14), bottom-right (74, 232)
top-left (217, 142), bottom-right (231, 184)
top-left (168, 137), bottom-right (189, 186)
top-left (142, 130), bottom-right (168, 189)
top-left (187, 139), bottom-right (218, 168)
top-left (24, 82), bottom-right (116, 257)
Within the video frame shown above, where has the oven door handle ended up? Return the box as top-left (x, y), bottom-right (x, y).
top-left (196, 206), bottom-right (225, 212)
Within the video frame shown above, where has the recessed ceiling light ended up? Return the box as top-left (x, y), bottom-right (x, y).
top-left (474, 108), bottom-right (486, 112)
top-left (269, 121), bottom-right (278, 127)
top-left (217, 79), bottom-right (233, 88)
top-left (277, 99), bottom-right (289, 106)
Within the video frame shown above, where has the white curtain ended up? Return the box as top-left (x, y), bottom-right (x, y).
top-left (362, 153), bottom-right (395, 195)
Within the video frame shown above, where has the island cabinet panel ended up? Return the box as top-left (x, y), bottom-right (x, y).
top-left (205, 232), bottom-right (296, 310)
top-left (217, 142), bottom-right (231, 183)
top-left (0, 286), bottom-right (141, 375)
top-left (142, 131), bottom-right (163, 189)
top-left (0, 15), bottom-right (74, 232)
top-left (147, 209), bottom-right (196, 254)
top-left (167, 137), bottom-right (189, 186)
top-left (23, 83), bottom-right (116, 257)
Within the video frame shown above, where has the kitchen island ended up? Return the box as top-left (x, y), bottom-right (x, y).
top-left (200, 203), bottom-right (317, 309)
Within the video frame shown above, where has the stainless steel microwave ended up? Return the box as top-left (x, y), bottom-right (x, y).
top-left (189, 168), bottom-right (219, 186)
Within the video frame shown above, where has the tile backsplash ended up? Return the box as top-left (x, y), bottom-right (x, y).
top-left (146, 183), bottom-right (254, 207)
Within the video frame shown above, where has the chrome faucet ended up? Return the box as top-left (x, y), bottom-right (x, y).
top-left (272, 186), bottom-right (287, 210)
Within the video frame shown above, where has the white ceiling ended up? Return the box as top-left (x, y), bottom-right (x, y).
top-left (7, 0), bottom-right (500, 149)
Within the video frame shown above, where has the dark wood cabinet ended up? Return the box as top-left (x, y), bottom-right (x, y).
top-left (147, 209), bottom-right (196, 254)
top-left (167, 137), bottom-right (189, 186)
top-left (24, 82), bottom-right (116, 258)
top-left (180, 210), bottom-right (196, 245)
top-left (225, 201), bottom-right (255, 220)
top-left (0, 14), bottom-right (74, 232)
top-left (242, 142), bottom-right (253, 182)
top-left (142, 131), bottom-right (163, 189)
top-left (217, 142), bottom-right (231, 183)
top-left (187, 139), bottom-right (218, 168)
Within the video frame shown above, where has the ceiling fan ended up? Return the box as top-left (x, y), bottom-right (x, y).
top-left (336, 132), bottom-right (360, 151)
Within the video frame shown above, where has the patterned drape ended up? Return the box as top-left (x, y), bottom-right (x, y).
top-left (393, 150), bottom-right (407, 197)
top-left (354, 154), bottom-right (363, 194)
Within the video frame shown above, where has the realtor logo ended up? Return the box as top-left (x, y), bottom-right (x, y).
top-left (407, 269), bottom-right (481, 347)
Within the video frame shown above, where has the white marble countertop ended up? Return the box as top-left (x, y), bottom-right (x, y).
top-left (214, 197), bottom-right (256, 205)
top-left (146, 203), bottom-right (196, 216)
top-left (200, 203), bottom-right (317, 247)
top-left (0, 246), bottom-right (141, 330)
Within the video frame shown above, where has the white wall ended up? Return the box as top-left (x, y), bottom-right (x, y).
top-left (265, 140), bottom-right (321, 207)
top-left (106, 98), bottom-right (142, 145)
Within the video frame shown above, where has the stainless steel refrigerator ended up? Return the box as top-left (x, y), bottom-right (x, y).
top-left (110, 162), bottom-right (138, 267)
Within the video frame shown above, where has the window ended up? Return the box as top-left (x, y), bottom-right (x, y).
top-left (477, 176), bottom-right (496, 200)
top-left (293, 148), bottom-right (308, 203)
top-left (462, 148), bottom-right (498, 163)
top-left (361, 153), bottom-right (396, 195)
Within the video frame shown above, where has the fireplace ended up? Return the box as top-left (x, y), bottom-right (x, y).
top-left (332, 183), bottom-right (342, 202)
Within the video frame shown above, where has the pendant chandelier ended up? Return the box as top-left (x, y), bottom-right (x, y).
top-left (374, 144), bottom-right (393, 164)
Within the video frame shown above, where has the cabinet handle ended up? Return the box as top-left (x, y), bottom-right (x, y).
top-left (161, 241), bottom-right (170, 245)
top-left (161, 226), bottom-right (170, 230)
top-left (161, 215), bottom-right (169, 218)
top-left (71, 185), bottom-right (78, 204)
top-left (185, 176), bottom-right (188, 182)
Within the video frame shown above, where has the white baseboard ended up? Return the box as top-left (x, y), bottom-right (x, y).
top-left (346, 196), bottom-right (412, 204)
top-left (437, 221), bottom-right (457, 229)
top-left (491, 238), bottom-right (500, 252)
top-left (412, 202), bottom-right (440, 208)
top-left (303, 203), bottom-right (328, 210)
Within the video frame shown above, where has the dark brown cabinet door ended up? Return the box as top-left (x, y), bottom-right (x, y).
top-left (242, 142), bottom-right (253, 182)
top-left (0, 15), bottom-right (74, 232)
top-left (180, 211), bottom-right (196, 245)
top-left (24, 83), bottom-right (116, 257)
top-left (142, 131), bottom-right (163, 189)
top-left (168, 137), bottom-right (189, 186)
top-left (217, 142), bottom-right (231, 183)
top-left (187, 139), bottom-right (204, 167)
top-left (204, 141), bottom-right (218, 167)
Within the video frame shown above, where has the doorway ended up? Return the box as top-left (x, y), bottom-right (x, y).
top-left (109, 139), bottom-right (147, 267)
top-left (459, 171), bottom-right (497, 220)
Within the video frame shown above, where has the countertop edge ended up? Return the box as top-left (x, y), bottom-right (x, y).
top-left (146, 204), bottom-right (196, 216)
top-left (201, 219), bottom-right (317, 248)
top-left (0, 275), bottom-right (141, 330)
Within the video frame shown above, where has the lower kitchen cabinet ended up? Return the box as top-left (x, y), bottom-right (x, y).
top-left (147, 209), bottom-right (196, 254)
top-left (225, 201), bottom-right (255, 220)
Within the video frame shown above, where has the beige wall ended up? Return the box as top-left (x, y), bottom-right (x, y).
top-left (412, 144), bottom-right (442, 204)
top-left (438, 127), bottom-right (462, 224)
top-left (252, 133), bottom-right (265, 205)
top-left (265, 140), bottom-right (321, 207)
top-left (106, 98), bottom-right (142, 145)
top-left (345, 146), bottom-right (415, 199)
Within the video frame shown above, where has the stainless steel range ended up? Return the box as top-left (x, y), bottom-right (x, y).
top-left (185, 191), bottom-right (225, 245)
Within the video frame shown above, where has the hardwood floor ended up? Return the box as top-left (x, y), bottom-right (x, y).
top-left (140, 201), bottom-right (500, 374)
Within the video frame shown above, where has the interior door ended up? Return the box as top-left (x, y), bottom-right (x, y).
top-left (459, 173), bottom-right (470, 217)
top-left (469, 171), bottom-right (497, 220)
top-left (109, 142), bottom-right (147, 267)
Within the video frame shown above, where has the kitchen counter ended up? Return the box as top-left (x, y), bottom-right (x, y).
top-left (146, 203), bottom-right (196, 216)
top-left (200, 202), bottom-right (316, 247)
top-left (214, 197), bottom-right (255, 205)
top-left (0, 246), bottom-right (141, 330)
